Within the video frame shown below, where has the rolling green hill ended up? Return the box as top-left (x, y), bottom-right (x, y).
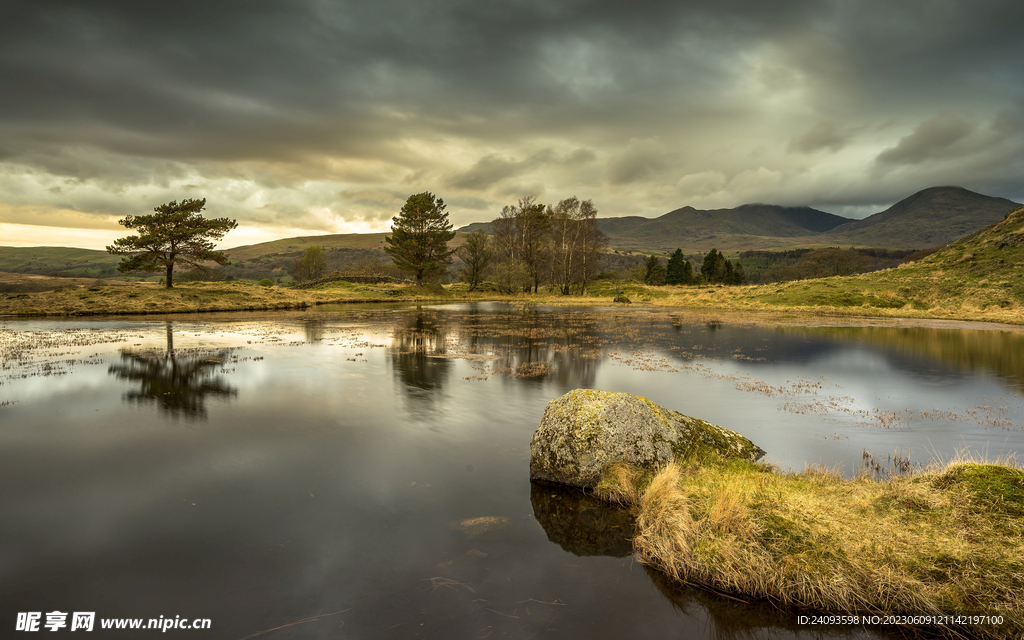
top-left (0, 247), bottom-right (122, 278)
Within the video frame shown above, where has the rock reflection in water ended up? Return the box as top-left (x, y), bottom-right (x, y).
top-left (107, 323), bottom-right (237, 419)
top-left (529, 482), bottom-right (634, 557)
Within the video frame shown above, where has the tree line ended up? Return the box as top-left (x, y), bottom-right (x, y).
top-left (381, 192), bottom-right (609, 294)
top-left (382, 192), bottom-right (753, 290)
top-left (737, 247), bottom-right (920, 284)
top-left (101, 194), bottom-right (745, 290)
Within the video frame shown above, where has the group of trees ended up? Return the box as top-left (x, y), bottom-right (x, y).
top-left (700, 248), bottom-right (745, 285)
top-left (381, 192), bottom-right (608, 294)
top-left (633, 248), bottom-right (743, 286)
top-left (482, 195), bottom-right (608, 294)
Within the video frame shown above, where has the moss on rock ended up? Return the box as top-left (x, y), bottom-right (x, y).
top-left (529, 389), bottom-right (765, 488)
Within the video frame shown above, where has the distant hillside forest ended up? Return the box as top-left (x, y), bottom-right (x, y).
top-left (735, 246), bottom-right (937, 284)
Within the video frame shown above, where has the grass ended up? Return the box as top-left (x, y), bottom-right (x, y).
top-left (596, 454), bottom-right (1024, 639)
top-left (0, 280), bottom-right (474, 316)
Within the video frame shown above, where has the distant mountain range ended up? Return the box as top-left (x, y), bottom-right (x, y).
top-left (0, 186), bottom-right (1019, 281)
top-left (460, 186), bottom-right (1020, 252)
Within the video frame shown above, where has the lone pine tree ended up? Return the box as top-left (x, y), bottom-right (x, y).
top-left (384, 192), bottom-right (456, 284)
top-left (106, 198), bottom-right (237, 288)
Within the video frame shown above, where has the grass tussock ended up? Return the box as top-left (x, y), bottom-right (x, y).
top-left (596, 454), bottom-right (1024, 640)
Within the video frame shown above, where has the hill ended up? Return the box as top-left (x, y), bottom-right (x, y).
top-left (0, 246), bottom-right (122, 278)
top-left (827, 186), bottom-right (1020, 248)
top-left (654, 204), bottom-right (1024, 324)
top-left (603, 204), bottom-right (852, 251)
top-left (1, 186), bottom-right (1018, 281)
top-left (224, 232), bottom-right (391, 259)
top-left (457, 205), bottom-right (852, 252)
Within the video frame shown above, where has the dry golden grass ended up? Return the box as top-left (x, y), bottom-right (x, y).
top-left (597, 454), bottom-right (1024, 640)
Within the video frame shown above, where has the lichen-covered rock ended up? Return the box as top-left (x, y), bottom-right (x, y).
top-left (530, 389), bottom-right (765, 488)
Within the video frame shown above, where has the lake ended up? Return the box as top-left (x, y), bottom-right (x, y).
top-left (2, 303), bottom-right (1022, 638)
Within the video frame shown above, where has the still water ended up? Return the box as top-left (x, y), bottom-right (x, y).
top-left (2, 303), bottom-right (1022, 639)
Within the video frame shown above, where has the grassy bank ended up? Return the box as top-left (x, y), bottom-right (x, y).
top-left (3, 274), bottom-right (1022, 323)
top-left (597, 456), bottom-right (1024, 640)
top-left (0, 280), bottom-right (458, 316)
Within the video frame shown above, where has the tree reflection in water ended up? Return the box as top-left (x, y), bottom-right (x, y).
top-left (389, 312), bottom-right (452, 393)
top-left (108, 322), bottom-right (237, 420)
top-left (388, 307), bottom-right (602, 399)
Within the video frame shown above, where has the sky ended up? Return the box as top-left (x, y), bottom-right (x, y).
top-left (1, 0), bottom-right (1022, 249)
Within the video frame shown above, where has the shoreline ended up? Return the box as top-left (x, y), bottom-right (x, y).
top-left (3, 279), bottom-right (1023, 330)
top-left (596, 456), bottom-right (1024, 640)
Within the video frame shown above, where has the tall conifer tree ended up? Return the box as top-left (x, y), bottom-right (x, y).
top-left (384, 192), bottom-right (456, 284)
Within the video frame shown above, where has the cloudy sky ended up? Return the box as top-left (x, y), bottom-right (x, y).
top-left (1, 0), bottom-right (1022, 249)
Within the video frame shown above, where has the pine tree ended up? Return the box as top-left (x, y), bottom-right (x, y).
top-left (384, 192), bottom-right (456, 284)
top-left (701, 248), bottom-right (720, 283)
top-left (643, 254), bottom-right (667, 285)
top-left (665, 248), bottom-right (692, 285)
top-left (106, 198), bottom-right (237, 289)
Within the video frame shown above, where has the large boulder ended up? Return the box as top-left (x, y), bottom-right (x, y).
top-left (530, 389), bottom-right (766, 488)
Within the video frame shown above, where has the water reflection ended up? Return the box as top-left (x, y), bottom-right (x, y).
top-left (796, 325), bottom-right (1024, 391)
top-left (302, 318), bottom-right (326, 343)
top-left (389, 311), bottom-right (452, 392)
top-left (6, 306), bottom-right (1023, 640)
top-left (388, 307), bottom-right (601, 396)
top-left (530, 482), bottom-right (633, 557)
top-left (107, 323), bottom-right (237, 419)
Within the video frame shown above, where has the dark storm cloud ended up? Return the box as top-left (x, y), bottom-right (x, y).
top-left (790, 120), bottom-right (848, 153)
top-left (447, 150), bottom-right (558, 191)
top-left (0, 0), bottom-right (825, 165)
top-left (876, 114), bottom-right (974, 165)
top-left (1, 0), bottom-right (1023, 243)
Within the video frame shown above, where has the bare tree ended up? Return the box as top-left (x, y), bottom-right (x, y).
top-left (491, 196), bottom-right (549, 292)
top-left (456, 231), bottom-right (493, 291)
top-left (575, 199), bottom-right (606, 293)
top-left (549, 197), bottom-right (584, 294)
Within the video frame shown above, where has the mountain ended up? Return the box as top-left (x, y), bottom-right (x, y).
top-left (828, 186), bottom-right (1021, 248)
top-left (774, 202), bottom-right (1024, 319)
top-left (457, 205), bottom-right (852, 251)
top-left (456, 186), bottom-right (1020, 252)
top-left (601, 204), bottom-right (852, 250)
